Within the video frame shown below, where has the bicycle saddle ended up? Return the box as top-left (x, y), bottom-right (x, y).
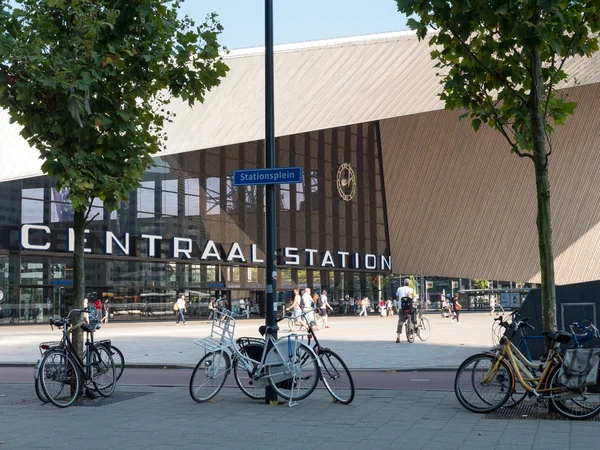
top-left (542, 330), bottom-right (571, 344)
top-left (258, 325), bottom-right (279, 336)
top-left (49, 318), bottom-right (66, 328)
top-left (81, 323), bottom-right (100, 333)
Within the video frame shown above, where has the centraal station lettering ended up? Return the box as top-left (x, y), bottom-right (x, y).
top-left (20, 225), bottom-right (392, 271)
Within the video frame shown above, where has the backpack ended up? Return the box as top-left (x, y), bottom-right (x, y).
top-left (317, 296), bottom-right (323, 308)
top-left (400, 297), bottom-right (412, 313)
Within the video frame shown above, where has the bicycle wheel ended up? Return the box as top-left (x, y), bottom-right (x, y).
top-left (40, 349), bottom-right (80, 408)
top-left (288, 318), bottom-right (303, 332)
top-left (90, 345), bottom-right (116, 397)
top-left (314, 314), bottom-right (325, 331)
top-left (189, 351), bottom-right (231, 403)
top-left (98, 344), bottom-right (125, 382)
top-left (267, 340), bottom-right (319, 401)
top-left (417, 317), bottom-right (431, 341)
top-left (318, 349), bottom-right (355, 404)
top-left (405, 319), bottom-right (415, 343)
top-left (454, 353), bottom-right (513, 413)
top-left (233, 347), bottom-right (266, 400)
top-left (549, 366), bottom-right (600, 420)
top-left (34, 373), bottom-right (49, 403)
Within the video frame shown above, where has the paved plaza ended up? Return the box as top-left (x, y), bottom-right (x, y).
top-left (2, 312), bottom-right (600, 449)
top-left (0, 312), bottom-right (496, 370)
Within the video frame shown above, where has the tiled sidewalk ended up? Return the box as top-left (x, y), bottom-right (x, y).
top-left (0, 383), bottom-right (596, 450)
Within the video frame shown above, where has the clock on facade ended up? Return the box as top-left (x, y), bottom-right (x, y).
top-left (336, 163), bottom-right (357, 201)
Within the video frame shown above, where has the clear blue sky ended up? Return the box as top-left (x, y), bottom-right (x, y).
top-left (180, 1), bottom-right (409, 50)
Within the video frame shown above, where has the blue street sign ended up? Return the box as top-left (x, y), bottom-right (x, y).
top-left (233, 166), bottom-right (303, 186)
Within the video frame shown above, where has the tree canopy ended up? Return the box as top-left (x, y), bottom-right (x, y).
top-left (0, 0), bottom-right (228, 212)
top-left (396, 0), bottom-right (600, 334)
top-left (397, 0), bottom-right (600, 154)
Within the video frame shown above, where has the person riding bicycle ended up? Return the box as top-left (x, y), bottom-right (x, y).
top-left (395, 278), bottom-right (414, 343)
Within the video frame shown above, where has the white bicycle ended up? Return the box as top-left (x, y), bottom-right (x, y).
top-left (190, 301), bottom-right (320, 404)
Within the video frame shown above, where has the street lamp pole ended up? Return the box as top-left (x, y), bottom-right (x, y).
top-left (264, 0), bottom-right (278, 404)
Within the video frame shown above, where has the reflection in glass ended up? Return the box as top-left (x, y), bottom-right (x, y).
top-left (226, 176), bottom-right (238, 214)
top-left (206, 177), bottom-right (220, 215)
top-left (280, 184), bottom-right (290, 211)
top-left (21, 199), bottom-right (43, 223)
top-left (296, 180), bottom-right (305, 211)
top-left (245, 185), bottom-right (259, 213)
top-left (185, 179), bottom-right (200, 216)
top-left (137, 181), bottom-right (155, 218)
top-left (162, 180), bottom-right (177, 217)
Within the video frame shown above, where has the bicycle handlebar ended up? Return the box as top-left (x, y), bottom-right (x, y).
top-left (49, 307), bottom-right (90, 328)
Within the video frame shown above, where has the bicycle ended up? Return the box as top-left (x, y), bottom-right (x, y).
top-left (455, 313), bottom-right (600, 420)
top-left (302, 311), bottom-right (355, 404)
top-left (400, 297), bottom-right (416, 343)
top-left (288, 308), bottom-right (324, 332)
top-left (570, 321), bottom-right (600, 348)
top-left (190, 301), bottom-right (320, 405)
top-left (235, 310), bottom-right (355, 404)
top-left (35, 308), bottom-right (116, 408)
top-left (413, 304), bottom-right (431, 342)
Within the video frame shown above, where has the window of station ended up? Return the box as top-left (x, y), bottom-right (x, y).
top-left (137, 181), bottom-right (155, 218)
top-left (206, 177), bottom-right (220, 216)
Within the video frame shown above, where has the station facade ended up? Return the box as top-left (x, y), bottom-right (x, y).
top-left (0, 123), bottom-right (392, 323)
top-left (2, 31), bottom-right (600, 324)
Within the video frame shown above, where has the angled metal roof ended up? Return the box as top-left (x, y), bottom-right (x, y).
top-left (2, 31), bottom-right (600, 182)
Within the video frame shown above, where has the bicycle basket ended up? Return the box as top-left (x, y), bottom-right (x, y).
top-left (211, 309), bottom-right (236, 342)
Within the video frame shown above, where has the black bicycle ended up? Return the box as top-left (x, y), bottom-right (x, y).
top-left (303, 312), bottom-right (355, 404)
top-left (35, 308), bottom-right (116, 407)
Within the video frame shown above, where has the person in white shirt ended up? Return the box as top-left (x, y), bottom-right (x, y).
top-left (301, 288), bottom-right (315, 326)
top-left (319, 290), bottom-right (333, 328)
top-left (359, 297), bottom-right (368, 316)
top-left (175, 292), bottom-right (187, 325)
top-left (395, 278), bottom-right (414, 343)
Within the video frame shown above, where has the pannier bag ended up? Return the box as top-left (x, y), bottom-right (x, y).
top-left (558, 348), bottom-right (600, 390)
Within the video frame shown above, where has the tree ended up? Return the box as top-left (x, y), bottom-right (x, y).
top-left (0, 0), bottom-right (228, 377)
top-left (397, 0), bottom-right (600, 337)
top-left (473, 279), bottom-right (489, 290)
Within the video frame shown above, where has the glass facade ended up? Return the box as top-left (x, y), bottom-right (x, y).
top-left (0, 123), bottom-right (391, 324)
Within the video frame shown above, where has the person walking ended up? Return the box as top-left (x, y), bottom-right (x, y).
top-left (451, 295), bottom-right (461, 324)
top-left (379, 298), bottom-right (386, 317)
top-left (287, 289), bottom-right (305, 329)
top-left (395, 278), bottom-right (414, 343)
top-left (301, 288), bottom-right (315, 326)
top-left (349, 296), bottom-right (355, 315)
top-left (101, 298), bottom-right (110, 323)
top-left (386, 298), bottom-right (394, 317)
top-left (94, 298), bottom-right (103, 323)
top-left (359, 297), bottom-right (368, 316)
top-left (319, 290), bottom-right (333, 328)
top-left (175, 292), bottom-right (187, 325)
top-left (207, 297), bottom-right (216, 321)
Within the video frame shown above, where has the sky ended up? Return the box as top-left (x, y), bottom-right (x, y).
top-left (179, 1), bottom-right (409, 50)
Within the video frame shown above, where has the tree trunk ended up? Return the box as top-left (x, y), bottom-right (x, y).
top-left (530, 48), bottom-right (557, 339)
top-left (72, 209), bottom-right (86, 398)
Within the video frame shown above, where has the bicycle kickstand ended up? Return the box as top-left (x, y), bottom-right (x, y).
top-left (288, 371), bottom-right (298, 408)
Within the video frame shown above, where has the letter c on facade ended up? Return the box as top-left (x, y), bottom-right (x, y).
top-left (21, 225), bottom-right (51, 250)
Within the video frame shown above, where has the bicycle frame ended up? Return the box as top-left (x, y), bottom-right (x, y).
top-left (484, 336), bottom-right (562, 398)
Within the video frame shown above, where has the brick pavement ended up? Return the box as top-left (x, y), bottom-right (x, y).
top-left (0, 383), bottom-right (597, 450)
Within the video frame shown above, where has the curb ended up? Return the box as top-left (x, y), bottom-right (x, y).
top-left (0, 362), bottom-right (459, 372)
